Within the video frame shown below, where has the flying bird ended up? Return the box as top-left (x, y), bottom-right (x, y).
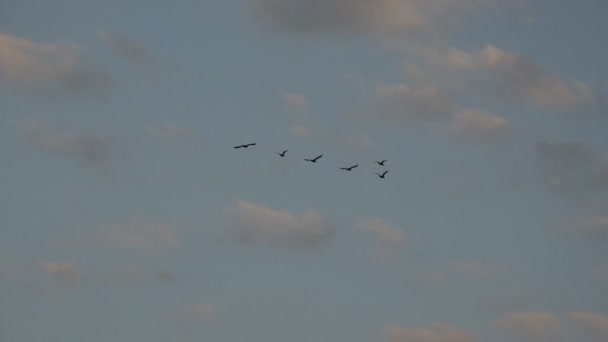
top-left (277, 150), bottom-right (288, 157)
top-left (234, 143), bottom-right (257, 149)
top-left (374, 170), bottom-right (388, 179)
top-left (304, 154), bottom-right (323, 163)
top-left (375, 160), bottom-right (387, 166)
top-left (340, 164), bottom-right (358, 171)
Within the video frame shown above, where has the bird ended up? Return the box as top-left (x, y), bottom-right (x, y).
top-left (304, 154), bottom-right (323, 163)
top-left (374, 170), bottom-right (388, 179)
top-left (234, 143), bottom-right (257, 149)
top-left (340, 164), bottom-right (358, 171)
top-left (375, 160), bottom-right (387, 166)
top-left (277, 150), bottom-right (288, 157)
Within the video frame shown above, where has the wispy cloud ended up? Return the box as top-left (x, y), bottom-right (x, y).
top-left (251, 0), bottom-right (483, 37)
top-left (417, 44), bottom-right (593, 109)
top-left (97, 28), bottom-right (147, 64)
top-left (536, 141), bottom-right (608, 191)
top-left (0, 33), bottom-right (112, 96)
top-left (385, 322), bottom-right (478, 342)
top-left (18, 122), bottom-right (111, 169)
top-left (357, 218), bottom-right (405, 254)
top-left (575, 216), bottom-right (608, 240)
top-left (495, 311), bottom-right (563, 340)
top-left (41, 261), bottom-right (80, 282)
top-left (374, 83), bottom-right (452, 123)
top-left (227, 199), bottom-right (335, 249)
top-left (145, 122), bottom-right (185, 141)
top-left (290, 124), bottom-right (310, 138)
top-left (568, 311), bottom-right (608, 341)
top-left (102, 217), bottom-right (180, 251)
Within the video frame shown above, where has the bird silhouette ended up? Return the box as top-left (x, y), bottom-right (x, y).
top-left (304, 154), bottom-right (323, 163)
top-left (340, 164), bottom-right (358, 171)
top-left (277, 150), bottom-right (288, 157)
top-left (375, 160), bottom-right (387, 166)
top-left (374, 170), bottom-right (388, 179)
top-left (234, 143), bottom-right (257, 149)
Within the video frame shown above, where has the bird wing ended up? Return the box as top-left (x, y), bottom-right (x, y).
top-left (234, 145), bottom-right (243, 149)
top-left (314, 154), bottom-right (323, 160)
top-left (382, 171), bottom-right (388, 176)
top-left (352, 165), bottom-right (358, 169)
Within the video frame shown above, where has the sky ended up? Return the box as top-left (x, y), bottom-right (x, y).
top-left (1, 1), bottom-right (608, 341)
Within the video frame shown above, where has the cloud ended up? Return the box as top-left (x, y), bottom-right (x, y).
top-left (418, 44), bottom-right (593, 108)
top-left (103, 218), bottom-right (180, 251)
top-left (145, 122), bottom-right (185, 141)
top-left (576, 216), bottom-right (608, 240)
top-left (495, 312), bottom-right (563, 340)
top-left (291, 124), bottom-right (310, 138)
top-left (536, 141), bottom-right (608, 191)
top-left (280, 90), bottom-right (308, 112)
top-left (450, 260), bottom-right (492, 274)
top-left (97, 28), bottom-right (146, 64)
top-left (0, 33), bottom-right (112, 96)
top-left (357, 218), bottom-right (405, 253)
top-left (18, 122), bottom-right (110, 169)
top-left (375, 83), bottom-right (452, 123)
top-left (568, 311), bottom-right (608, 340)
top-left (187, 304), bottom-right (218, 320)
top-left (250, 0), bottom-right (482, 37)
top-left (447, 108), bottom-right (513, 143)
top-left (41, 261), bottom-right (80, 282)
top-left (227, 199), bottom-right (335, 249)
top-left (384, 322), bottom-right (478, 342)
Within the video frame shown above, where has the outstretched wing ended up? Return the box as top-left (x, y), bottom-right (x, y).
top-left (234, 145), bottom-right (244, 149)
top-left (314, 154), bottom-right (323, 161)
top-left (382, 170), bottom-right (388, 177)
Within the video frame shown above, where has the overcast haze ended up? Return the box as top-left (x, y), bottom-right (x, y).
top-left (1, 1), bottom-right (608, 341)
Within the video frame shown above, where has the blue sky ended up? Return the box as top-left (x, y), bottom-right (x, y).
top-left (1, 1), bottom-right (608, 341)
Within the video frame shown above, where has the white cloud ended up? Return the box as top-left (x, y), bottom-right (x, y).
top-left (357, 218), bottom-right (405, 253)
top-left (569, 311), bottom-right (608, 340)
top-left (385, 322), bottom-right (478, 342)
top-left (419, 44), bottom-right (593, 108)
top-left (41, 261), bottom-right (80, 282)
top-left (447, 108), bottom-right (512, 143)
top-left (280, 90), bottom-right (308, 111)
top-left (228, 199), bottom-right (335, 249)
top-left (97, 28), bottom-right (146, 64)
top-left (251, 0), bottom-right (482, 37)
top-left (495, 311), bottom-right (563, 340)
top-left (375, 83), bottom-right (452, 123)
top-left (0, 33), bottom-right (112, 95)
top-left (18, 122), bottom-right (111, 169)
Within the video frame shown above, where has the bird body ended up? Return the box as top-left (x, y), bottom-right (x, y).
top-left (340, 164), bottom-right (358, 171)
top-left (374, 170), bottom-right (388, 179)
top-left (234, 143), bottom-right (257, 149)
top-left (375, 160), bottom-right (387, 166)
top-left (304, 154), bottom-right (323, 163)
top-left (277, 150), bottom-right (288, 157)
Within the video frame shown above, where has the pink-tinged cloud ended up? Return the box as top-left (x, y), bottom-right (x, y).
top-left (97, 28), bottom-right (146, 64)
top-left (569, 311), bottom-right (608, 340)
top-left (451, 260), bottom-right (492, 274)
top-left (577, 216), bottom-right (608, 240)
top-left (18, 122), bottom-right (111, 169)
top-left (385, 322), bottom-right (478, 342)
top-left (448, 108), bottom-right (513, 144)
top-left (0, 33), bottom-right (112, 95)
top-left (41, 261), bottom-right (80, 282)
top-left (280, 90), bottom-right (308, 111)
top-left (228, 199), bottom-right (335, 249)
top-left (251, 0), bottom-right (482, 37)
top-left (495, 311), bottom-right (563, 340)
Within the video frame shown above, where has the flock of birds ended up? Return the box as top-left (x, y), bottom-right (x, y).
top-left (233, 142), bottom-right (389, 179)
